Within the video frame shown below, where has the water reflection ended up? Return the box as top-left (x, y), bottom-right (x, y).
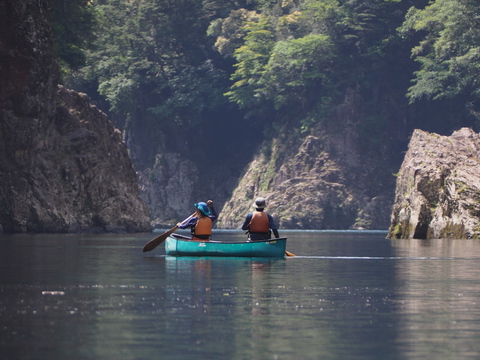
top-left (392, 238), bottom-right (480, 258)
top-left (3, 232), bottom-right (480, 359)
top-left (163, 256), bottom-right (284, 316)
top-left (392, 238), bottom-right (480, 358)
top-left (163, 257), bottom-right (290, 358)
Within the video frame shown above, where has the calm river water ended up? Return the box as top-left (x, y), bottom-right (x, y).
top-left (1, 230), bottom-right (480, 360)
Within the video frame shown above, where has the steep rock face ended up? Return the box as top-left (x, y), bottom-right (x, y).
top-left (138, 150), bottom-right (243, 228)
top-left (139, 153), bottom-right (199, 227)
top-left (0, 0), bottom-right (150, 233)
top-left (217, 91), bottom-right (395, 230)
top-left (388, 128), bottom-right (480, 239)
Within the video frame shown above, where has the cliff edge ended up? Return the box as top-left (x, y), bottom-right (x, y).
top-left (388, 128), bottom-right (480, 239)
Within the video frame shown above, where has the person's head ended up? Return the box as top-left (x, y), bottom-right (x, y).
top-left (253, 197), bottom-right (266, 211)
top-left (194, 202), bottom-right (211, 217)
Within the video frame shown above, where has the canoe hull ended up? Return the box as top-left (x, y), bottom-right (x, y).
top-left (165, 235), bottom-right (287, 257)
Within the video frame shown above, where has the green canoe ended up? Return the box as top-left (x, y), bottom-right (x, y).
top-left (165, 234), bottom-right (287, 257)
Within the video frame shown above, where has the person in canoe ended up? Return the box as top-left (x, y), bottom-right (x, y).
top-left (177, 200), bottom-right (217, 241)
top-left (241, 197), bottom-right (280, 241)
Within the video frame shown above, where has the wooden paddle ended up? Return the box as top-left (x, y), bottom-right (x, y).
top-left (142, 214), bottom-right (195, 252)
top-left (285, 251), bottom-right (295, 257)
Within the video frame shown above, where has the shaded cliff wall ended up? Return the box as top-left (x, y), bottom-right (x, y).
top-left (139, 153), bottom-right (200, 227)
top-left (388, 128), bottom-right (480, 239)
top-left (138, 150), bottom-right (245, 228)
top-left (0, 0), bottom-right (150, 233)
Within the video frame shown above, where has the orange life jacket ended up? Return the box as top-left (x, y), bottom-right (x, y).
top-left (194, 216), bottom-right (213, 236)
top-left (249, 211), bottom-right (269, 232)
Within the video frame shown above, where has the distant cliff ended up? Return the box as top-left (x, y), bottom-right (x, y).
top-left (388, 128), bottom-right (480, 239)
top-left (0, 0), bottom-right (149, 233)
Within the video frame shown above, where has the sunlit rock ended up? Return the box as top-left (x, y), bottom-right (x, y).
top-left (388, 128), bottom-right (480, 239)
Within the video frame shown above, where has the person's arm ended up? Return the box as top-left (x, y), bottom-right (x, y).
top-left (209, 212), bottom-right (217, 223)
top-left (268, 215), bottom-right (280, 238)
top-left (177, 217), bottom-right (197, 229)
top-left (241, 213), bottom-right (253, 230)
top-left (208, 209), bottom-right (217, 222)
top-left (206, 200), bottom-right (218, 222)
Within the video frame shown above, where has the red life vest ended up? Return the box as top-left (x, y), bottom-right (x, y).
top-left (194, 216), bottom-right (213, 236)
top-left (249, 211), bottom-right (269, 232)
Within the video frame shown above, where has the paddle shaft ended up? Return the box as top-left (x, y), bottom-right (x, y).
top-left (142, 226), bottom-right (178, 252)
top-left (142, 213), bottom-right (195, 252)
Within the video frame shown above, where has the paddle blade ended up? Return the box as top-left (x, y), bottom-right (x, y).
top-left (285, 251), bottom-right (296, 257)
top-left (142, 226), bottom-right (178, 252)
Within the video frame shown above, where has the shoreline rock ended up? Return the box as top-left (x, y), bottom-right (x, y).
top-left (388, 128), bottom-right (480, 239)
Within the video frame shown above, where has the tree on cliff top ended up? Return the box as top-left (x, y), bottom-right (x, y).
top-left (50, 0), bottom-right (97, 71)
top-left (400, 0), bottom-right (480, 123)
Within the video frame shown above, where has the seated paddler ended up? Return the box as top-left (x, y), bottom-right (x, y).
top-left (177, 200), bottom-right (217, 241)
top-left (241, 197), bottom-right (280, 241)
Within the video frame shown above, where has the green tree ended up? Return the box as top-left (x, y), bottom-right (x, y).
top-left (208, 9), bottom-right (261, 58)
top-left (81, 0), bottom-right (225, 122)
top-left (400, 0), bottom-right (480, 110)
top-left (50, 0), bottom-right (97, 71)
top-left (263, 34), bottom-right (335, 112)
top-left (69, 0), bottom-right (245, 169)
top-left (225, 14), bottom-right (276, 109)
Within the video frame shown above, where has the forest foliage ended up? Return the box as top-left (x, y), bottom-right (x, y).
top-left (49, 0), bottom-right (480, 170)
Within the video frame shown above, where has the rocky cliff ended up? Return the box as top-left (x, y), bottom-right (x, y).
top-left (0, 0), bottom-right (150, 233)
top-left (139, 153), bottom-right (200, 227)
top-left (138, 150), bottom-right (244, 228)
top-left (388, 128), bottom-right (480, 239)
top-left (217, 91), bottom-right (396, 230)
